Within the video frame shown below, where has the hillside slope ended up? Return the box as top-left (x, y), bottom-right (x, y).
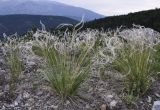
top-left (0, 0), bottom-right (104, 21)
top-left (0, 14), bottom-right (78, 35)
top-left (85, 8), bottom-right (160, 32)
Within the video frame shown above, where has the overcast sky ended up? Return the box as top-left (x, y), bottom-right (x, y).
top-left (50, 0), bottom-right (160, 16)
top-left (1, 0), bottom-right (160, 16)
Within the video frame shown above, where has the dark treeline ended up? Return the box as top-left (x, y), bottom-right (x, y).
top-left (84, 8), bottom-right (160, 32)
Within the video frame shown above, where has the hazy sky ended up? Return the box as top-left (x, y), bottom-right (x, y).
top-left (2, 0), bottom-right (160, 16)
top-left (50, 0), bottom-right (160, 16)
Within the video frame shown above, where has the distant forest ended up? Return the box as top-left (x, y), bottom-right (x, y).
top-left (84, 8), bottom-right (160, 32)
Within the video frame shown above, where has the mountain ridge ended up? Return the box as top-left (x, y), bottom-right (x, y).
top-left (0, 0), bottom-right (104, 21)
top-left (0, 14), bottom-right (78, 36)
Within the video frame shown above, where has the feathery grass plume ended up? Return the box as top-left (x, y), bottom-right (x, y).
top-left (112, 25), bottom-right (160, 103)
top-left (96, 25), bottom-right (160, 103)
top-left (115, 43), bottom-right (153, 99)
top-left (3, 34), bottom-right (23, 94)
top-left (33, 21), bottom-right (96, 100)
top-left (96, 28), bottom-right (123, 77)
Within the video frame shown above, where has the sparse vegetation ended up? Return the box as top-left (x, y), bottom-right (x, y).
top-left (32, 23), bottom-right (96, 99)
top-left (114, 43), bottom-right (154, 102)
top-left (153, 44), bottom-right (160, 79)
top-left (4, 38), bottom-right (23, 94)
top-left (0, 23), bottom-right (160, 109)
top-left (111, 26), bottom-right (160, 104)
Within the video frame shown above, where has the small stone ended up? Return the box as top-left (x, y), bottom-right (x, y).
top-left (28, 98), bottom-right (34, 104)
top-left (98, 88), bottom-right (106, 91)
top-left (148, 96), bottom-right (152, 103)
top-left (23, 91), bottom-right (30, 99)
top-left (107, 95), bottom-right (114, 98)
top-left (152, 101), bottom-right (160, 110)
top-left (14, 101), bottom-right (18, 106)
top-left (107, 95), bottom-right (114, 101)
top-left (100, 104), bottom-right (107, 110)
top-left (0, 59), bottom-right (5, 66)
top-left (90, 103), bottom-right (95, 107)
top-left (24, 103), bottom-right (29, 106)
top-left (88, 87), bottom-right (93, 92)
top-left (155, 93), bottom-right (160, 98)
top-left (4, 84), bottom-right (9, 91)
top-left (65, 100), bottom-right (70, 105)
top-left (0, 92), bottom-right (3, 96)
top-left (28, 61), bottom-right (36, 66)
top-left (37, 91), bottom-right (43, 96)
top-left (85, 104), bottom-right (90, 109)
top-left (51, 105), bottom-right (58, 109)
top-left (0, 69), bottom-right (6, 73)
top-left (14, 94), bottom-right (22, 105)
top-left (110, 100), bottom-right (117, 109)
top-left (2, 106), bottom-right (5, 110)
top-left (104, 95), bottom-right (113, 102)
top-left (140, 101), bottom-right (143, 104)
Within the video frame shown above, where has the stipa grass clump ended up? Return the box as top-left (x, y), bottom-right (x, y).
top-left (112, 26), bottom-right (160, 103)
top-left (114, 43), bottom-right (154, 102)
top-left (32, 23), bottom-right (97, 100)
top-left (94, 25), bottom-right (160, 104)
top-left (3, 36), bottom-right (23, 95)
top-left (43, 46), bottom-right (92, 99)
top-left (1, 22), bottom-right (160, 108)
top-left (152, 44), bottom-right (160, 79)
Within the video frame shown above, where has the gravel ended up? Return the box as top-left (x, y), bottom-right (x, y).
top-left (0, 46), bottom-right (160, 110)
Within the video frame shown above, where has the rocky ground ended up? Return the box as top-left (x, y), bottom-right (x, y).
top-left (0, 46), bottom-right (160, 110)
